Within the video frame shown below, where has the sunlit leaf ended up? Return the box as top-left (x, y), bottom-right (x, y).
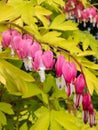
top-left (0, 102), bottom-right (14, 115)
top-left (77, 51), bottom-right (96, 57)
top-left (0, 60), bottom-right (34, 82)
top-left (0, 5), bottom-right (14, 22)
top-left (53, 0), bottom-right (64, 6)
top-left (83, 68), bottom-right (98, 95)
top-left (43, 74), bottom-right (56, 93)
top-left (0, 111), bottom-right (7, 125)
top-left (82, 59), bottom-right (98, 70)
top-left (30, 107), bottom-right (49, 130)
top-left (37, 0), bottom-right (46, 5)
top-left (35, 6), bottom-right (52, 15)
top-left (22, 82), bottom-right (42, 98)
top-left (51, 110), bottom-right (79, 130)
top-left (20, 122), bottom-right (28, 130)
top-left (0, 73), bottom-right (6, 85)
top-left (50, 14), bottom-right (78, 31)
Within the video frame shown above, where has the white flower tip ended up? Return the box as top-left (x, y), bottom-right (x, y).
top-left (38, 69), bottom-right (45, 82)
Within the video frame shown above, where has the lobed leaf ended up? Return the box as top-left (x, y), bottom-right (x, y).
top-left (0, 111), bottom-right (7, 126)
top-left (0, 102), bottom-right (14, 115)
top-left (50, 14), bottom-right (78, 31)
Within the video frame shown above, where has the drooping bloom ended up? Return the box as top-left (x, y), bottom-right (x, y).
top-left (93, 14), bottom-right (98, 27)
top-left (2, 30), bottom-right (12, 48)
top-left (62, 61), bottom-right (77, 96)
top-left (74, 74), bottom-right (85, 108)
top-left (81, 10), bottom-right (89, 27)
top-left (12, 36), bottom-right (32, 59)
top-left (55, 55), bottom-right (66, 90)
top-left (88, 104), bottom-right (96, 127)
top-left (33, 50), bottom-right (55, 82)
top-left (42, 50), bottom-right (55, 70)
top-left (1, 29), bottom-right (21, 56)
top-left (82, 93), bottom-right (91, 124)
top-left (75, 1), bottom-right (84, 19)
top-left (86, 7), bottom-right (97, 23)
top-left (23, 40), bottom-right (41, 71)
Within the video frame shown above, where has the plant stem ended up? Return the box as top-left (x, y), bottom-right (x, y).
top-left (1, 21), bottom-right (89, 93)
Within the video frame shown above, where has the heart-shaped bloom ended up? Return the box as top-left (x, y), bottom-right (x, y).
top-left (42, 50), bottom-right (55, 70)
top-left (62, 62), bottom-right (77, 83)
top-left (75, 74), bottom-right (85, 94)
top-left (33, 50), bottom-right (55, 82)
top-left (88, 104), bottom-right (96, 127)
top-left (74, 74), bottom-right (85, 108)
top-left (55, 55), bottom-right (66, 90)
top-left (55, 55), bottom-right (65, 77)
top-left (75, 1), bottom-right (84, 19)
top-left (29, 41), bottom-right (41, 59)
top-left (62, 61), bottom-right (77, 96)
top-left (82, 93), bottom-right (91, 124)
top-left (2, 29), bottom-right (20, 48)
top-left (86, 7), bottom-right (97, 23)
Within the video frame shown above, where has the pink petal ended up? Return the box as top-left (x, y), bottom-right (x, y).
top-left (42, 50), bottom-right (55, 70)
top-left (55, 55), bottom-right (65, 77)
top-left (33, 50), bottom-right (42, 71)
top-left (75, 74), bottom-right (85, 94)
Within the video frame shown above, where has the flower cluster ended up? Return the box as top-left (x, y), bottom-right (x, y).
top-left (1, 28), bottom-right (96, 127)
top-left (82, 94), bottom-right (97, 127)
top-left (63, 0), bottom-right (98, 28)
top-left (1, 29), bottom-right (55, 82)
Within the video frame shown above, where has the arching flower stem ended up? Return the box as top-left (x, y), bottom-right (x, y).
top-left (1, 21), bottom-right (89, 93)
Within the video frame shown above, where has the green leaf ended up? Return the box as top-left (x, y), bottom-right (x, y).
top-left (40, 31), bottom-right (63, 44)
top-left (24, 25), bottom-right (40, 40)
top-left (22, 82), bottom-right (48, 104)
top-left (50, 14), bottom-right (78, 31)
top-left (35, 5), bottom-right (52, 16)
top-left (0, 60), bottom-right (34, 82)
top-left (43, 74), bottom-right (56, 93)
top-left (0, 111), bottom-right (7, 126)
top-left (50, 119), bottom-right (64, 130)
top-left (0, 73), bottom-right (6, 85)
top-left (36, 13), bottom-right (49, 27)
top-left (82, 59), bottom-right (98, 70)
top-left (30, 107), bottom-right (49, 130)
top-left (21, 5), bottom-right (35, 25)
top-left (35, 5), bottom-right (52, 27)
top-left (53, 0), bottom-right (64, 6)
top-left (77, 51), bottom-right (96, 57)
top-left (19, 122), bottom-right (28, 130)
top-left (83, 68), bottom-right (98, 95)
top-left (51, 110), bottom-right (79, 130)
top-left (0, 5), bottom-right (14, 22)
top-left (22, 82), bottom-right (42, 98)
top-left (0, 102), bottom-right (14, 115)
top-left (37, 0), bottom-right (46, 5)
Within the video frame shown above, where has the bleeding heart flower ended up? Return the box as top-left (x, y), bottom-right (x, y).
top-left (2, 29), bottom-right (21, 57)
top-left (2, 30), bottom-right (12, 48)
top-left (81, 10), bottom-right (89, 27)
top-left (55, 55), bottom-right (66, 90)
top-left (88, 104), bottom-right (96, 127)
top-left (86, 7), bottom-right (97, 23)
top-left (42, 50), bottom-right (55, 70)
top-left (75, 1), bottom-right (84, 19)
top-left (82, 93), bottom-right (91, 124)
top-left (2, 29), bottom-right (20, 49)
top-left (74, 74), bottom-right (85, 107)
top-left (62, 61), bottom-right (77, 96)
top-left (55, 55), bottom-right (65, 77)
top-left (33, 50), bottom-right (55, 82)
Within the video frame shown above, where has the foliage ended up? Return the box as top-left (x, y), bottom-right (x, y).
top-left (0, 0), bottom-right (98, 129)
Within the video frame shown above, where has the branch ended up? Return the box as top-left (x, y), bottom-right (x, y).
top-left (0, 21), bottom-right (89, 93)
